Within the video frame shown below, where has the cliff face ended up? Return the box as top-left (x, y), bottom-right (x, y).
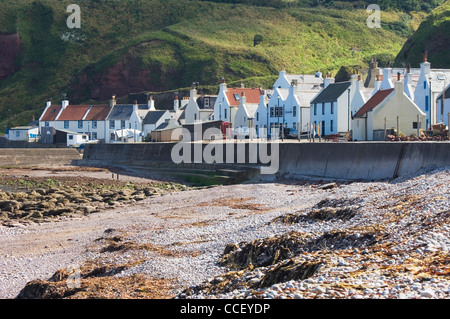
top-left (71, 40), bottom-right (183, 102)
top-left (0, 32), bottom-right (21, 81)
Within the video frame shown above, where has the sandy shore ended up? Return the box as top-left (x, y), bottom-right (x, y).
top-left (0, 165), bottom-right (449, 299)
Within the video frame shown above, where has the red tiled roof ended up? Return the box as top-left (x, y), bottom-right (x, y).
top-left (40, 105), bottom-right (62, 121)
top-left (354, 88), bottom-right (394, 117)
top-left (57, 105), bottom-right (91, 121)
top-left (226, 88), bottom-right (262, 106)
top-left (84, 105), bottom-right (110, 121)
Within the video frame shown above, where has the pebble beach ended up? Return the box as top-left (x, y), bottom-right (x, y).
top-left (0, 165), bottom-right (449, 299)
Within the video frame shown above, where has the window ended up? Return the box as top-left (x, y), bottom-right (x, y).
top-left (270, 107), bottom-right (274, 117)
top-left (322, 121), bottom-right (326, 135)
top-left (322, 103), bottom-right (325, 115)
top-left (224, 109), bottom-right (227, 119)
top-left (92, 121), bottom-right (97, 129)
top-left (64, 121), bottom-right (69, 129)
top-left (68, 135), bottom-right (74, 140)
top-left (424, 81), bottom-right (427, 90)
top-left (16, 131), bottom-right (20, 137)
top-left (78, 121), bottom-right (83, 129)
top-left (121, 120), bottom-right (126, 129)
top-left (92, 132), bottom-right (98, 139)
top-left (413, 122), bottom-right (422, 129)
top-left (425, 96), bottom-right (429, 112)
top-left (314, 104), bottom-right (317, 116)
top-left (256, 112), bottom-right (259, 121)
top-left (331, 102), bottom-right (334, 114)
top-left (204, 98), bottom-right (209, 107)
top-left (110, 120), bottom-right (115, 129)
top-left (45, 121), bottom-right (49, 127)
top-left (293, 106), bottom-right (297, 117)
top-left (293, 122), bottom-right (297, 130)
top-left (194, 113), bottom-right (197, 121)
top-left (330, 120), bottom-right (334, 132)
top-left (234, 93), bottom-right (240, 101)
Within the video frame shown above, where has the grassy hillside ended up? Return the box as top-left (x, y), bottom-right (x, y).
top-left (395, 0), bottom-right (450, 68)
top-left (0, 0), bottom-right (427, 132)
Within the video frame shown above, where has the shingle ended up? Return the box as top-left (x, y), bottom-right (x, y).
top-left (310, 82), bottom-right (352, 104)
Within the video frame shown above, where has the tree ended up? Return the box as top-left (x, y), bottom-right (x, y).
top-left (253, 34), bottom-right (264, 47)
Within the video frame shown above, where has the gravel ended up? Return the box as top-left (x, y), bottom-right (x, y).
top-left (0, 165), bottom-right (449, 299)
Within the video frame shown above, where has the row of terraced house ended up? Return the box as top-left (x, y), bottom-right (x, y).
top-left (20, 53), bottom-right (450, 145)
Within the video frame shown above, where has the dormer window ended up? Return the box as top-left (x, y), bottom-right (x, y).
top-left (234, 93), bottom-right (240, 101)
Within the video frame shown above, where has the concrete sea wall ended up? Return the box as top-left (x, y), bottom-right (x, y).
top-left (0, 148), bottom-right (82, 167)
top-left (82, 142), bottom-right (450, 182)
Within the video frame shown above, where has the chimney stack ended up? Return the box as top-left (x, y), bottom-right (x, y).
top-left (148, 95), bottom-right (155, 110)
top-left (110, 95), bottom-right (116, 108)
top-left (323, 74), bottom-right (335, 89)
top-left (133, 100), bottom-right (138, 112)
top-left (174, 95), bottom-right (179, 112)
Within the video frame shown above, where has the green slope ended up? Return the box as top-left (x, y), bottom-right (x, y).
top-left (395, 0), bottom-right (450, 68)
top-left (0, 0), bottom-right (426, 131)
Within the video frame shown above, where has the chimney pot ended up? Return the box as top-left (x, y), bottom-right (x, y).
top-left (424, 51), bottom-right (428, 62)
top-left (397, 72), bottom-right (401, 82)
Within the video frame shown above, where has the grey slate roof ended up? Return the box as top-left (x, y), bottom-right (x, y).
top-left (106, 104), bottom-right (149, 121)
top-left (310, 82), bottom-right (352, 104)
top-left (154, 118), bottom-right (180, 131)
top-left (143, 110), bottom-right (169, 125)
top-left (106, 105), bottom-right (133, 121)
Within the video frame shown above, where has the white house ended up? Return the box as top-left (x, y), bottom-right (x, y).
top-left (7, 126), bottom-right (38, 142)
top-left (105, 99), bottom-right (153, 143)
top-left (39, 99), bottom-right (111, 142)
top-left (353, 77), bottom-right (427, 141)
top-left (233, 92), bottom-right (259, 137)
top-left (213, 79), bottom-right (262, 127)
top-left (436, 84), bottom-right (450, 125)
top-left (310, 79), bottom-right (354, 137)
top-left (412, 52), bottom-right (450, 129)
top-left (142, 110), bottom-right (171, 139)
